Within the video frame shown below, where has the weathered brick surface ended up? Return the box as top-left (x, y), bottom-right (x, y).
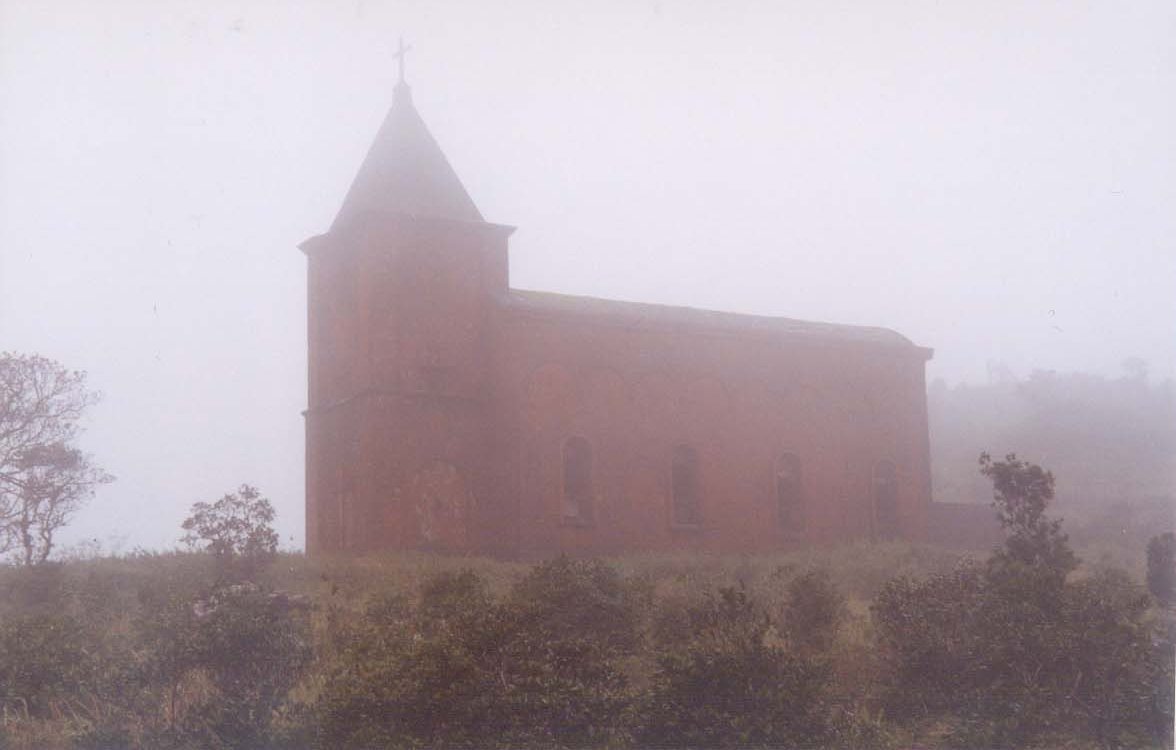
top-left (302, 83), bottom-right (934, 558)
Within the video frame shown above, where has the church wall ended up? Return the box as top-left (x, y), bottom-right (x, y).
top-left (490, 308), bottom-right (931, 557)
top-left (304, 215), bottom-right (512, 556)
top-left (303, 79), bottom-right (934, 559)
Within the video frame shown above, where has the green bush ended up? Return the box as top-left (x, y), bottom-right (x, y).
top-left (872, 563), bottom-right (986, 725)
top-left (780, 568), bottom-right (845, 656)
top-left (142, 583), bottom-right (312, 750)
top-left (0, 614), bottom-right (88, 717)
top-left (319, 558), bottom-right (641, 749)
top-left (638, 585), bottom-right (831, 749)
top-left (873, 454), bottom-right (1172, 749)
top-left (1146, 532), bottom-right (1175, 606)
top-left (1061, 568), bottom-right (1169, 748)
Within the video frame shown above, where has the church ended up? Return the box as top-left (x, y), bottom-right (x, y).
top-left (301, 70), bottom-right (934, 558)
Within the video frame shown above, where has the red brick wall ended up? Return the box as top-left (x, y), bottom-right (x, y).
top-left (491, 308), bottom-right (932, 557)
top-left (304, 215), bottom-right (932, 558)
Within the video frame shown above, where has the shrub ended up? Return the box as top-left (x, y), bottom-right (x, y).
top-left (872, 563), bottom-right (986, 724)
top-left (780, 568), bottom-right (845, 656)
top-left (0, 614), bottom-right (88, 718)
top-left (143, 583), bottom-right (312, 750)
top-left (874, 454), bottom-right (1172, 749)
top-left (638, 585), bottom-right (830, 749)
top-left (1146, 532), bottom-right (1175, 606)
top-left (492, 556), bottom-right (641, 747)
top-left (320, 558), bottom-right (643, 749)
top-left (1060, 568), bottom-right (1169, 748)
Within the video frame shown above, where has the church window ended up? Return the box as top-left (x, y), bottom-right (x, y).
top-left (562, 436), bottom-right (593, 523)
top-left (671, 445), bottom-right (702, 527)
top-left (873, 461), bottom-right (900, 540)
top-left (775, 453), bottom-right (803, 532)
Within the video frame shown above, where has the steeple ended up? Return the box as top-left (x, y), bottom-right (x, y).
top-left (332, 54), bottom-right (483, 230)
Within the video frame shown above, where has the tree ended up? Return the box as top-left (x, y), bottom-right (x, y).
top-left (181, 484), bottom-right (278, 581)
top-left (874, 454), bottom-right (1170, 749)
top-left (979, 451), bottom-right (1077, 581)
top-left (0, 352), bottom-right (111, 564)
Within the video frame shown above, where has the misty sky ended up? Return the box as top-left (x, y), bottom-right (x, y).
top-left (1, 1), bottom-right (1173, 552)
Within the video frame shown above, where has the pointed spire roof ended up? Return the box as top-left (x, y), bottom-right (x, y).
top-left (332, 81), bottom-right (483, 230)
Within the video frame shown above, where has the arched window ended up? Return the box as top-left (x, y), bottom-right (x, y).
top-left (775, 453), bottom-right (803, 532)
top-left (873, 461), bottom-right (900, 540)
top-left (562, 436), bottom-right (593, 522)
top-left (671, 445), bottom-right (701, 527)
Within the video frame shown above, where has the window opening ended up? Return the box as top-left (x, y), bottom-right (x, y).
top-left (775, 453), bottom-right (803, 532)
top-left (873, 461), bottom-right (900, 540)
top-left (671, 445), bottom-right (702, 526)
top-left (562, 436), bottom-right (593, 522)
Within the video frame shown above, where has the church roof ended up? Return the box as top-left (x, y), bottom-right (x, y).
top-left (504, 290), bottom-right (922, 351)
top-left (332, 82), bottom-right (483, 229)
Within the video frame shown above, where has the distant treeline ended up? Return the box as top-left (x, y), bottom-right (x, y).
top-left (929, 367), bottom-right (1175, 529)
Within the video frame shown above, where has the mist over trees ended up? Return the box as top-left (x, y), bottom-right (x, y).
top-left (929, 364), bottom-right (1175, 539)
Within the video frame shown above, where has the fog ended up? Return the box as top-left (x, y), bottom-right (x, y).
top-left (1, 1), bottom-right (1173, 551)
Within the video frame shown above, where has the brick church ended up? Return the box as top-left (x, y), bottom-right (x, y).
top-left (302, 73), bottom-right (934, 558)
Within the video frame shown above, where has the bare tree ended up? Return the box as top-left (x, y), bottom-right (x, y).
top-left (0, 352), bottom-right (112, 564)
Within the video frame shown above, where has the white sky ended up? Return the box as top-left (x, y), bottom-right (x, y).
top-left (1, 1), bottom-right (1173, 552)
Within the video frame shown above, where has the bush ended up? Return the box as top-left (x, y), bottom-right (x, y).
top-left (638, 585), bottom-right (831, 749)
top-left (1146, 532), bottom-right (1175, 606)
top-left (143, 583), bottom-right (312, 750)
top-left (0, 614), bottom-right (88, 718)
top-left (493, 557), bottom-right (641, 747)
top-left (780, 568), bottom-right (845, 656)
top-left (319, 558), bottom-right (642, 749)
top-left (1061, 568), bottom-right (1169, 748)
top-left (873, 454), bottom-right (1172, 749)
top-left (872, 563), bottom-right (986, 726)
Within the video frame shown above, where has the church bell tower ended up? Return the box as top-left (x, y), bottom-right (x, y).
top-left (301, 52), bottom-right (513, 554)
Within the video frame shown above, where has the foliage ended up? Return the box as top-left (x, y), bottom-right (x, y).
top-left (638, 585), bottom-right (831, 749)
top-left (0, 534), bottom-right (1166, 750)
top-left (872, 563), bottom-right (987, 724)
top-left (0, 352), bottom-right (112, 565)
top-left (1146, 532), bottom-right (1175, 607)
top-left (181, 485), bottom-right (278, 581)
top-left (780, 568), bottom-right (846, 656)
top-left (980, 451), bottom-right (1077, 580)
top-left (142, 582), bottom-right (313, 750)
top-left (873, 454), bottom-right (1171, 749)
top-left (0, 614), bottom-right (89, 718)
top-left (494, 556), bottom-right (641, 747)
top-left (319, 557), bottom-right (642, 749)
top-left (1060, 568), bottom-right (1169, 748)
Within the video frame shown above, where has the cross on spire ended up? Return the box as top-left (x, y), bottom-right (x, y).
top-left (393, 37), bottom-right (413, 85)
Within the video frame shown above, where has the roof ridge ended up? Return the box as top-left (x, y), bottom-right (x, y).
top-left (505, 288), bottom-right (916, 348)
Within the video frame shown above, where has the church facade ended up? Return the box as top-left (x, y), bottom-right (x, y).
top-left (302, 79), bottom-right (934, 558)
